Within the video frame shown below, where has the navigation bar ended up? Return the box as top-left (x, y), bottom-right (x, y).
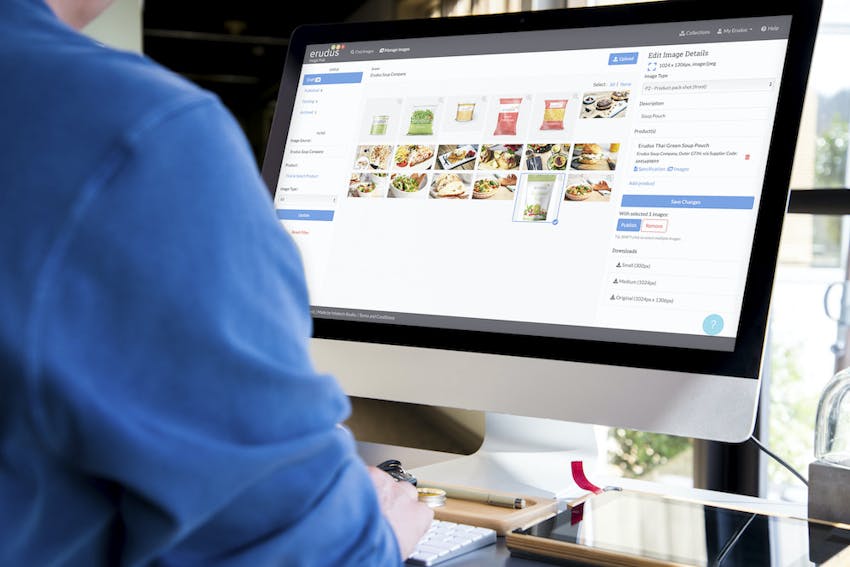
top-left (304, 16), bottom-right (791, 64)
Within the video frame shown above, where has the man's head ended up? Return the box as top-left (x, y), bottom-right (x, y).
top-left (44, 0), bottom-right (115, 30)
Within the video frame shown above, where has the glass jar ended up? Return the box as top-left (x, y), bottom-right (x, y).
top-left (815, 366), bottom-right (850, 467)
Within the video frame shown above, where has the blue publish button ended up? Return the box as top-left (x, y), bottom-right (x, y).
top-left (302, 72), bottom-right (363, 85)
top-left (617, 218), bottom-right (642, 232)
top-left (276, 209), bottom-right (335, 222)
top-left (608, 52), bottom-right (639, 65)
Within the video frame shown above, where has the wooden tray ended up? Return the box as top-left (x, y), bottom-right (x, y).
top-left (419, 480), bottom-right (557, 536)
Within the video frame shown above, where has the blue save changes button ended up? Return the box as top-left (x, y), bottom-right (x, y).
top-left (608, 52), bottom-right (639, 65)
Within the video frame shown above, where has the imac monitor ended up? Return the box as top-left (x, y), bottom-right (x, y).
top-left (261, 0), bottom-right (821, 494)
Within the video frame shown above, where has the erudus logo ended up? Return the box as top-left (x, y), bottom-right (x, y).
top-left (309, 44), bottom-right (344, 58)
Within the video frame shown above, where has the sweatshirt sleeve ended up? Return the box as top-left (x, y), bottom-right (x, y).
top-left (26, 95), bottom-right (402, 566)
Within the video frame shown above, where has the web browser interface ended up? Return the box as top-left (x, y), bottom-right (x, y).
top-left (273, 16), bottom-right (792, 351)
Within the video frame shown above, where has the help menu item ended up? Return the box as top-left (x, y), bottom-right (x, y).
top-left (494, 97), bottom-right (523, 136)
top-left (540, 99), bottom-right (567, 130)
top-left (522, 174), bottom-right (557, 221)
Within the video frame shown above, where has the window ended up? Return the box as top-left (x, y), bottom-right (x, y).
top-left (767, 0), bottom-right (850, 500)
top-left (426, 0), bottom-right (850, 498)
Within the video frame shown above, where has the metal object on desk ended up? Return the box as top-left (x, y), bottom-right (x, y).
top-left (808, 367), bottom-right (850, 526)
top-left (377, 459), bottom-right (418, 486)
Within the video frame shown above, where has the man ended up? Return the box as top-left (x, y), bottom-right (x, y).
top-left (0, 0), bottom-right (432, 564)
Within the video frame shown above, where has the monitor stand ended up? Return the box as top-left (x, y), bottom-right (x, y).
top-left (409, 412), bottom-right (603, 500)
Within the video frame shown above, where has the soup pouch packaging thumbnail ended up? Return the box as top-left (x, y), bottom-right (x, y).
top-left (522, 174), bottom-right (557, 221)
top-left (407, 106), bottom-right (436, 135)
top-left (455, 102), bottom-right (475, 122)
top-left (370, 115), bottom-right (389, 135)
top-left (494, 97), bottom-right (523, 136)
top-left (540, 99), bottom-right (568, 130)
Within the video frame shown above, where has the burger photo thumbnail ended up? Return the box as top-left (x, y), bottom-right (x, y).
top-left (577, 143), bottom-right (604, 166)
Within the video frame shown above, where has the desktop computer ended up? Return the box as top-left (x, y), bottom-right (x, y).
top-left (261, 0), bottom-right (821, 497)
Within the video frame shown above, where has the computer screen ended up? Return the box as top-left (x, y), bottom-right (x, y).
top-left (261, 0), bottom-right (821, 493)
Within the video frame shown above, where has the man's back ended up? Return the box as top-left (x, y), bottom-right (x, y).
top-left (0, 1), bottom-right (402, 564)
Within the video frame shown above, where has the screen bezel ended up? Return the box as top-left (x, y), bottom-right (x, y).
top-left (261, 0), bottom-right (821, 381)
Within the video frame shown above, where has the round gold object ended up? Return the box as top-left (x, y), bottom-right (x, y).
top-left (417, 487), bottom-right (447, 508)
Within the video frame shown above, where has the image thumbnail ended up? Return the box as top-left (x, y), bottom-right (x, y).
top-left (442, 96), bottom-right (487, 134)
top-left (402, 98), bottom-right (441, 137)
top-left (348, 171), bottom-right (389, 198)
top-left (388, 173), bottom-right (429, 198)
top-left (539, 98), bottom-right (569, 130)
top-left (570, 142), bottom-right (619, 171)
top-left (393, 144), bottom-right (436, 170)
top-left (493, 97), bottom-right (524, 136)
top-left (353, 145), bottom-right (393, 170)
top-left (478, 144), bottom-right (522, 170)
top-left (472, 173), bottom-right (517, 200)
top-left (435, 144), bottom-right (478, 170)
top-left (563, 174), bottom-right (613, 203)
top-left (524, 143), bottom-right (571, 171)
top-left (359, 98), bottom-right (403, 139)
top-left (580, 90), bottom-right (629, 119)
top-left (430, 172), bottom-right (473, 199)
top-left (513, 173), bottom-right (564, 222)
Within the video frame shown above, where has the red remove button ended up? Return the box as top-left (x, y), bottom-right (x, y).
top-left (642, 218), bottom-right (668, 233)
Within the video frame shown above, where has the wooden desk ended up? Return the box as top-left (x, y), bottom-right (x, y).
top-left (357, 443), bottom-right (848, 566)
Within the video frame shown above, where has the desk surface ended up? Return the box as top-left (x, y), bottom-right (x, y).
top-left (431, 477), bottom-right (813, 567)
top-left (357, 442), bottom-right (841, 566)
top-left (436, 537), bottom-right (534, 566)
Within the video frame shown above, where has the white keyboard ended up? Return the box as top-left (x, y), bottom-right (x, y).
top-left (405, 519), bottom-right (497, 566)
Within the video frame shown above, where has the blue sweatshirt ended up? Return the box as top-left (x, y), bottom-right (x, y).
top-left (0, 1), bottom-right (400, 564)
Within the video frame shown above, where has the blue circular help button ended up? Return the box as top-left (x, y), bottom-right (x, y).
top-left (703, 314), bottom-right (724, 336)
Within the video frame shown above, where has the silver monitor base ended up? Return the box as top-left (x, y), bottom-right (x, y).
top-left (359, 412), bottom-right (604, 500)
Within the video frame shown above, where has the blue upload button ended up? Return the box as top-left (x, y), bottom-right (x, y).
top-left (609, 52), bottom-right (638, 65)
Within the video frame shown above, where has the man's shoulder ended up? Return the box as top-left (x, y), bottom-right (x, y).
top-left (59, 43), bottom-right (219, 138)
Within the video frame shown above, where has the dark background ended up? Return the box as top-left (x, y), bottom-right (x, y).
top-left (143, 2), bottom-right (375, 161)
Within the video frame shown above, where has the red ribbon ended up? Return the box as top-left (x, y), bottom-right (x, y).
top-left (571, 460), bottom-right (604, 495)
top-left (570, 502), bottom-right (585, 525)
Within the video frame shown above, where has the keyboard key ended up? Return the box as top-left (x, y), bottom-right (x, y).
top-left (405, 519), bottom-right (497, 566)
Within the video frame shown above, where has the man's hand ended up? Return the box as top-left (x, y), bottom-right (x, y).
top-left (367, 466), bottom-right (434, 559)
